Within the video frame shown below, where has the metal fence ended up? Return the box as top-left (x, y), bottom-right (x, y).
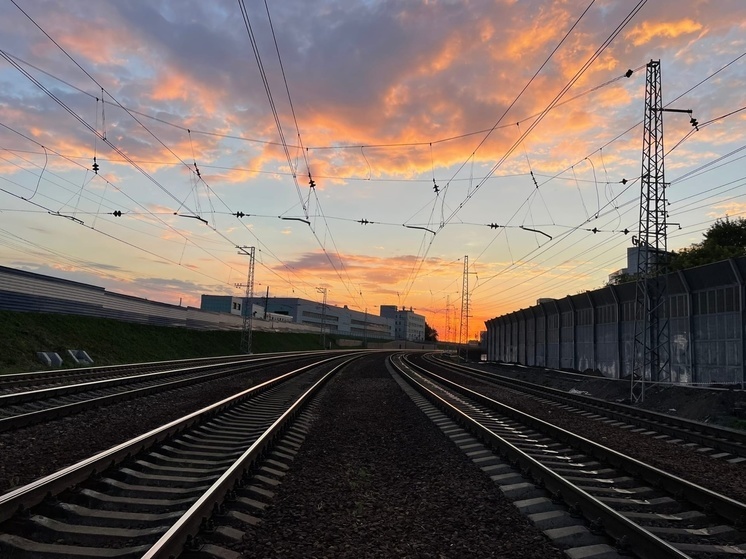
top-left (485, 257), bottom-right (746, 385)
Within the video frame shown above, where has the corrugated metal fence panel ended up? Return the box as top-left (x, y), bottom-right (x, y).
top-left (691, 284), bottom-right (741, 384)
top-left (596, 323), bottom-right (618, 378)
top-left (509, 315), bottom-right (519, 362)
top-left (0, 290), bottom-right (106, 317)
top-left (484, 257), bottom-right (746, 385)
top-left (575, 324), bottom-right (594, 371)
top-left (0, 267), bottom-right (236, 331)
top-left (560, 309), bottom-right (573, 369)
top-left (0, 270), bottom-right (107, 306)
top-left (547, 309), bottom-right (560, 369)
top-left (535, 314), bottom-right (546, 367)
top-left (526, 313), bottom-right (536, 366)
top-left (518, 312), bottom-right (527, 364)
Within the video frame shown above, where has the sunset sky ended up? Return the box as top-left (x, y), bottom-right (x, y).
top-left (1, 0), bottom-right (745, 341)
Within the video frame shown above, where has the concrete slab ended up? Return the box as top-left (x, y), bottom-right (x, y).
top-left (490, 473), bottom-right (525, 485)
top-left (199, 543), bottom-right (243, 559)
top-left (514, 497), bottom-right (560, 515)
top-left (214, 525), bottom-right (244, 543)
top-left (543, 525), bottom-right (607, 549)
top-left (565, 544), bottom-right (624, 559)
top-left (528, 510), bottom-right (578, 530)
top-left (228, 510), bottom-right (262, 526)
top-left (500, 482), bottom-right (544, 501)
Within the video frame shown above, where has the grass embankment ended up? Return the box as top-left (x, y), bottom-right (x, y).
top-left (0, 310), bottom-right (329, 374)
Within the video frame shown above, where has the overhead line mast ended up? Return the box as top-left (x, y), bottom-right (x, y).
top-left (237, 246), bottom-right (256, 354)
top-left (631, 60), bottom-right (695, 403)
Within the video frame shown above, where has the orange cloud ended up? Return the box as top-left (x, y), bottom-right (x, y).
top-left (625, 19), bottom-right (703, 46)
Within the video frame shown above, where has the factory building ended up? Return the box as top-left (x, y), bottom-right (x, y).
top-left (379, 305), bottom-right (426, 342)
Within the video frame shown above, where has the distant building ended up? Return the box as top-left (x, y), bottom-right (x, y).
top-left (380, 305), bottom-right (426, 342)
top-left (200, 295), bottom-right (264, 318)
top-left (200, 295), bottom-right (394, 340)
top-left (609, 246), bottom-right (670, 282)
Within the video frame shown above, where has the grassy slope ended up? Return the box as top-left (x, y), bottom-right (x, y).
top-left (0, 311), bottom-right (328, 374)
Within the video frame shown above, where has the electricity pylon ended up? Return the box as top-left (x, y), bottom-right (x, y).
top-left (237, 246), bottom-right (255, 354)
top-left (631, 60), bottom-right (694, 403)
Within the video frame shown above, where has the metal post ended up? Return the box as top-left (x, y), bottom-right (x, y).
top-left (316, 287), bottom-right (328, 349)
top-left (632, 60), bottom-right (669, 403)
top-left (631, 60), bottom-right (693, 402)
top-left (236, 246), bottom-right (255, 354)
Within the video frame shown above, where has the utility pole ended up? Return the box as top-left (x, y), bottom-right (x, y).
top-left (363, 308), bottom-right (368, 348)
top-left (459, 256), bottom-right (475, 362)
top-left (236, 246), bottom-right (255, 354)
top-left (316, 287), bottom-right (328, 349)
top-left (445, 294), bottom-right (451, 348)
top-left (631, 60), bottom-right (694, 403)
top-left (263, 286), bottom-right (269, 319)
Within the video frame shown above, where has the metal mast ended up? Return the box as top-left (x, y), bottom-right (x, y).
top-left (445, 295), bottom-right (451, 344)
top-left (237, 246), bottom-right (256, 354)
top-left (631, 60), bottom-right (670, 403)
top-left (459, 256), bottom-right (469, 359)
top-left (316, 287), bottom-right (328, 349)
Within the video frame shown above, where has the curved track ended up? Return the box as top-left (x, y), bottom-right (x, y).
top-left (0, 353), bottom-right (360, 558)
top-left (423, 354), bottom-right (746, 461)
top-left (0, 353), bottom-right (331, 432)
top-left (392, 354), bottom-right (746, 559)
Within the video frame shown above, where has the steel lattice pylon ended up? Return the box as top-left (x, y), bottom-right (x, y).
top-left (459, 255), bottom-right (469, 359)
top-left (239, 246), bottom-right (256, 354)
top-left (631, 60), bottom-right (670, 403)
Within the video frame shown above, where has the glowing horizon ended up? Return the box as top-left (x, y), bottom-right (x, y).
top-left (1, 1), bottom-right (745, 343)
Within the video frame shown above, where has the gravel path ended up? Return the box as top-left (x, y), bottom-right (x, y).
top-left (239, 354), bottom-right (566, 559)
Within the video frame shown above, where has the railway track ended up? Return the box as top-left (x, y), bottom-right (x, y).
top-left (0, 353), bottom-right (328, 432)
top-left (0, 353), bottom-right (359, 558)
top-left (392, 353), bottom-right (746, 559)
top-left (0, 352), bottom-right (322, 395)
top-left (422, 353), bottom-right (746, 462)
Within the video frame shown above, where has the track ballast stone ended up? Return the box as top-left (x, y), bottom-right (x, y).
top-left (239, 355), bottom-right (566, 558)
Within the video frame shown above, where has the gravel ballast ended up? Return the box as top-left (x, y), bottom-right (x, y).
top-left (2, 352), bottom-right (744, 556)
top-left (238, 355), bottom-right (566, 559)
top-left (432, 360), bottom-right (746, 502)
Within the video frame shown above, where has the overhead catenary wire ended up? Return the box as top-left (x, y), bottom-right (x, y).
top-left (3, 5), bottom-right (324, 299)
top-left (398, 1), bottom-right (648, 303)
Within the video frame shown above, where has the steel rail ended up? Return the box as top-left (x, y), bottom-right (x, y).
top-left (142, 353), bottom-right (363, 559)
top-left (408, 354), bottom-right (746, 524)
top-left (393, 354), bottom-right (746, 559)
top-left (0, 353), bottom-right (350, 524)
top-left (0, 353), bottom-right (313, 405)
top-left (0, 350), bottom-right (329, 393)
top-left (426, 354), bottom-right (746, 456)
top-left (0, 354), bottom-right (258, 387)
top-left (0, 355), bottom-right (326, 433)
top-left (0, 362), bottom-right (254, 433)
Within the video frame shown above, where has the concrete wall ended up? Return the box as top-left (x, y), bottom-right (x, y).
top-left (485, 257), bottom-right (746, 386)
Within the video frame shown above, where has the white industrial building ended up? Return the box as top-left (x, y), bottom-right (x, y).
top-left (379, 305), bottom-right (426, 342)
top-left (201, 295), bottom-right (395, 340)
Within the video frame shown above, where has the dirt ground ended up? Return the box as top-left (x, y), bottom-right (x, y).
top-left (478, 361), bottom-right (746, 430)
